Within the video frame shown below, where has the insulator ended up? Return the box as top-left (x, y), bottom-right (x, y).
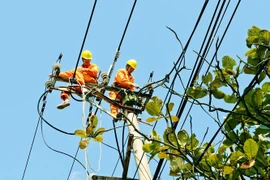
top-left (45, 80), bottom-right (54, 89)
top-left (52, 62), bottom-right (61, 71)
top-left (101, 72), bottom-right (108, 80)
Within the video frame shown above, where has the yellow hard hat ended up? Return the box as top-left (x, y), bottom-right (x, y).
top-left (81, 50), bottom-right (92, 60)
top-left (127, 59), bottom-right (137, 69)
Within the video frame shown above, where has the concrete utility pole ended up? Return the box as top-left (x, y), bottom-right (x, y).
top-left (126, 112), bottom-right (152, 180)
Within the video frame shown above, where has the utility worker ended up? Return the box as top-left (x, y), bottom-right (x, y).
top-left (56, 50), bottom-right (99, 109)
top-left (109, 59), bottom-right (139, 119)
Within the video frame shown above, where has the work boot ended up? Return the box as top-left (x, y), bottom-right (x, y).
top-left (57, 99), bottom-right (70, 109)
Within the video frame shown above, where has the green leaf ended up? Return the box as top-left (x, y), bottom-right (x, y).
top-left (246, 36), bottom-right (258, 48)
top-left (252, 88), bottom-right (263, 108)
top-left (230, 151), bottom-right (244, 165)
top-left (257, 72), bottom-right (266, 84)
top-left (151, 130), bottom-right (161, 141)
top-left (169, 158), bottom-right (183, 176)
top-left (218, 145), bottom-right (228, 154)
top-left (164, 129), bottom-right (178, 147)
top-left (186, 134), bottom-right (199, 150)
top-left (187, 86), bottom-right (208, 99)
top-left (151, 96), bottom-right (163, 106)
top-left (239, 132), bottom-right (252, 144)
top-left (224, 166), bottom-right (235, 175)
top-left (74, 129), bottom-right (88, 138)
top-left (163, 128), bottom-right (173, 144)
top-left (165, 102), bottom-right (174, 115)
top-left (262, 82), bottom-right (270, 93)
top-left (86, 126), bottom-right (94, 136)
top-left (211, 88), bottom-right (225, 99)
top-left (177, 130), bottom-right (189, 147)
top-left (245, 48), bottom-right (257, 57)
top-left (89, 115), bottom-right (98, 130)
top-left (94, 127), bottom-right (106, 136)
top-left (207, 153), bottom-right (219, 167)
top-left (146, 117), bottom-right (162, 123)
top-left (243, 139), bottom-right (258, 159)
top-left (254, 125), bottom-right (270, 136)
top-left (263, 94), bottom-right (270, 105)
top-left (169, 115), bottom-right (179, 122)
top-left (247, 56), bottom-right (259, 66)
top-left (224, 94), bottom-right (238, 103)
top-left (261, 30), bottom-right (270, 43)
top-left (247, 26), bottom-right (261, 37)
top-left (79, 139), bottom-right (89, 149)
top-left (223, 138), bottom-right (234, 146)
top-left (142, 144), bottom-right (152, 153)
top-left (93, 135), bottom-right (103, 142)
top-left (158, 152), bottom-right (168, 159)
top-left (225, 69), bottom-right (235, 76)
top-left (222, 56), bottom-right (236, 70)
top-left (202, 72), bottom-right (213, 86)
top-left (145, 101), bottom-right (162, 116)
top-left (224, 116), bottom-right (241, 131)
top-left (210, 77), bottom-right (225, 88)
top-left (243, 64), bottom-right (257, 74)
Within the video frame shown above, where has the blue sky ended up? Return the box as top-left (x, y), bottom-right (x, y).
top-left (1, 1), bottom-right (270, 180)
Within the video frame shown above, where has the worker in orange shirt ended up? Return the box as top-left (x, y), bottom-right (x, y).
top-left (109, 59), bottom-right (139, 119)
top-left (56, 50), bottom-right (99, 109)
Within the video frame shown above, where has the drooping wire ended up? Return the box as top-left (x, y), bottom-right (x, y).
top-left (40, 113), bottom-right (89, 175)
top-left (37, 91), bottom-right (75, 135)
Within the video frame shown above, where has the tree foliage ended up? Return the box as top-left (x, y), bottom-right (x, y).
top-left (143, 26), bottom-right (270, 179)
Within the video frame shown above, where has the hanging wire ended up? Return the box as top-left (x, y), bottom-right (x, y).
top-left (40, 115), bottom-right (89, 174)
top-left (37, 91), bottom-right (75, 135)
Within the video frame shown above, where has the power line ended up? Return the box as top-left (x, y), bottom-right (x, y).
top-left (73, 0), bottom-right (98, 80)
top-left (152, 0), bottom-right (243, 179)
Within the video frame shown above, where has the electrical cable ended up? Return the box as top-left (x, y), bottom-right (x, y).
top-left (178, 0), bottom-right (228, 130)
top-left (40, 114), bottom-right (89, 175)
top-left (72, 0), bottom-right (98, 80)
top-left (106, 0), bottom-right (138, 84)
top-left (66, 145), bottom-right (80, 180)
top-left (37, 91), bottom-right (75, 135)
top-left (112, 120), bottom-right (125, 168)
top-left (21, 91), bottom-right (48, 180)
top-left (152, 1), bottom-right (210, 179)
top-left (152, 0), bottom-right (242, 178)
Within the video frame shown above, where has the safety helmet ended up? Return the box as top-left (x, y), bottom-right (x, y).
top-left (81, 50), bottom-right (92, 60)
top-left (126, 59), bottom-right (137, 69)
